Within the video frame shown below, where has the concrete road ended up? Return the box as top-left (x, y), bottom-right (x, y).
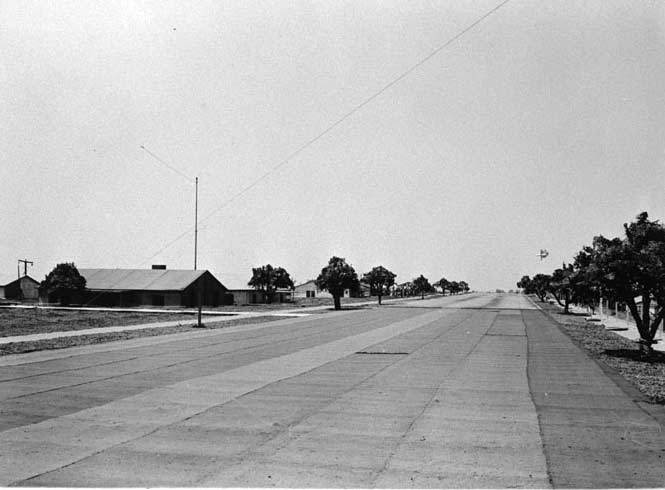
top-left (1, 293), bottom-right (664, 487)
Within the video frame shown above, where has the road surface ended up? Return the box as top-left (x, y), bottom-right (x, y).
top-left (1, 293), bottom-right (664, 487)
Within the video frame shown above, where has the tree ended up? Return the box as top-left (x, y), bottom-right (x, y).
top-left (248, 264), bottom-right (294, 303)
top-left (458, 280), bottom-right (470, 293)
top-left (589, 212), bottom-right (665, 352)
top-left (531, 274), bottom-right (552, 302)
top-left (363, 266), bottom-right (396, 305)
top-left (571, 246), bottom-right (600, 314)
top-left (412, 275), bottom-right (432, 300)
top-left (316, 256), bottom-right (359, 310)
top-left (449, 281), bottom-right (461, 295)
top-left (516, 275), bottom-right (532, 292)
top-left (437, 277), bottom-right (450, 295)
top-left (549, 264), bottom-right (575, 314)
top-left (40, 262), bottom-right (86, 306)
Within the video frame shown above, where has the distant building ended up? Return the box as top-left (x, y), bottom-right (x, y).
top-left (293, 279), bottom-right (367, 299)
top-left (0, 275), bottom-right (40, 301)
top-left (223, 279), bottom-right (292, 305)
top-left (46, 267), bottom-right (231, 307)
top-left (294, 280), bottom-right (330, 299)
top-left (356, 281), bottom-right (371, 298)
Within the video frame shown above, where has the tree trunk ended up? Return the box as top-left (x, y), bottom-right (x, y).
top-left (378, 294), bottom-right (382, 305)
top-left (626, 296), bottom-right (661, 355)
top-left (551, 291), bottom-right (565, 309)
top-left (333, 295), bottom-right (341, 310)
top-left (421, 292), bottom-right (424, 300)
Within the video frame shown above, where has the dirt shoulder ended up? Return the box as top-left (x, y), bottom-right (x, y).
top-left (535, 298), bottom-right (665, 404)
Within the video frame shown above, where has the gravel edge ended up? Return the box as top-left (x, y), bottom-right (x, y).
top-left (535, 299), bottom-right (665, 404)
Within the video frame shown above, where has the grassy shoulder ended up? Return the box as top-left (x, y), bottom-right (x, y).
top-left (0, 308), bottom-right (204, 337)
top-left (537, 299), bottom-right (665, 404)
top-left (0, 315), bottom-right (288, 356)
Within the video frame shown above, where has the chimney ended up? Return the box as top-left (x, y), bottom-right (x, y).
top-left (152, 264), bottom-right (166, 270)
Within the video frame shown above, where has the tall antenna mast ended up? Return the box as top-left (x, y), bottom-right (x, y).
top-left (194, 176), bottom-right (198, 270)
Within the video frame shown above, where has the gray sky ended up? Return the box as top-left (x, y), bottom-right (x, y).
top-left (2, 0), bottom-right (664, 290)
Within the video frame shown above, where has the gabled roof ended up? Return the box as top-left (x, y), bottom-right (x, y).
top-left (0, 274), bottom-right (40, 287)
top-left (78, 268), bottom-right (209, 292)
top-left (295, 279), bottom-right (317, 288)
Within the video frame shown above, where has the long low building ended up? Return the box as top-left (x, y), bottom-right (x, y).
top-left (222, 278), bottom-right (292, 305)
top-left (64, 267), bottom-right (231, 307)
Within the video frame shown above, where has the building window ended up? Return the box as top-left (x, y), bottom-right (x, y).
top-left (306, 290), bottom-right (315, 298)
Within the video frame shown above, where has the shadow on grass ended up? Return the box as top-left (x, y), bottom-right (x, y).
top-left (555, 311), bottom-right (589, 317)
top-left (326, 306), bottom-right (371, 311)
top-left (603, 348), bottom-right (665, 364)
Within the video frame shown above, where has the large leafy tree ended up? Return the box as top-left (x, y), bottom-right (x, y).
top-left (531, 274), bottom-right (552, 302)
top-left (589, 212), bottom-right (665, 351)
top-left (40, 262), bottom-right (86, 306)
top-left (412, 275), bottom-right (432, 300)
top-left (363, 266), bottom-right (396, 305)
top-left (316, 256), bottom-right (359, 310)
top-left (248, 264), bottom-right (294, 303)
top-left (458, 280), bottom-right (470, 293)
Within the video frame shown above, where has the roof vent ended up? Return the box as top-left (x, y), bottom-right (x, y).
top-left (152, 264), bottom-right (166, 270)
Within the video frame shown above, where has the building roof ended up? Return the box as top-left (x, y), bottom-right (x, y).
top-left (78, 268), bottom-right (209, 292)
top-left (0, 274), bottom-right (17, 286)
top-left (294, 279), bottom-right (317, 288)
top-left (220, 277), bottom-right (253, 291)
top-left (0, 274), bottom-right (39, 287)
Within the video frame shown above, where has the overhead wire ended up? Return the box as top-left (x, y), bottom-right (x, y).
top-left (140, 145), bottom-right (195, 184)
top-left (140, 0), bottom-right (512, 264)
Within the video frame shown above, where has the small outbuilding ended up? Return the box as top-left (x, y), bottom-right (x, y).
top-left (294, 279), bottom-right (364, 299)
top-left (0, 275), bottom-right (40, 301)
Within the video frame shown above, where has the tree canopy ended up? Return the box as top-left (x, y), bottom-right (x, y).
top-left (549, 264), bottom-right (575, 314)
top-left (248, 264), bottom-right (294, 303)
top-left (437, 277), bottom-right (450, 295)
top-left (587, 212), bottom-right (665, 349)
top-left (519, 212), bottom-right (665, 352)
top-left (412, 275), bottom-right (432, 300)
top-left (363, 266), bottom-right (396, 305)
top-left (40, 262), bottom-right (86, 306)
top-left (316, 256), bottom-right (359, 310)
top-left (530, 274), bottom-right (552, 302)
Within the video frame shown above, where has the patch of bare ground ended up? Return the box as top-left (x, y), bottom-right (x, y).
top-left (0, 315), bottom-right (287, 356)
top-left (538, 300), bottom-right (665, 404)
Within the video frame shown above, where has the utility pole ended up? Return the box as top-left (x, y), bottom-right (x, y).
top-left (194, 176), bottom-right (203, 328)
top-left (18, 259), bottom-right (33, 279)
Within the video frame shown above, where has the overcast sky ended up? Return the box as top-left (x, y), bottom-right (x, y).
top-left (2, 0), bottom-right (664, 290)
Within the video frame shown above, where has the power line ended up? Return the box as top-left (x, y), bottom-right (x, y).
top-left (198, 0), bottom-right (511, 226)
top-left (140, 0), bottom-right (511, 263)
top-left (140, 145), bottom-right (194, 183)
